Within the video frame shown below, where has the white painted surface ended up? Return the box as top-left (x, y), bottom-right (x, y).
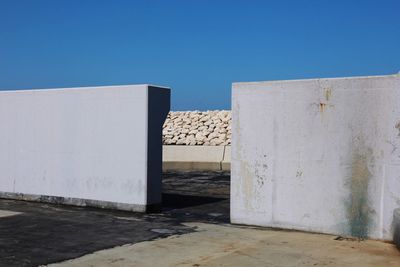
top-left (163, 145), bottom-right (225, 163)
top-left (231, 74), bottom-right (400, 240)
top-left (0, 85), bottom-right (170, 211)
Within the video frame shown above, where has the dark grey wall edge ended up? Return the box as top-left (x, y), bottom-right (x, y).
top-left (394, 208), bottom-right (400, 250)
top-left (147, 86), bottom-right (171, 205)
top-left (0, 192), bottom-right (159, 213)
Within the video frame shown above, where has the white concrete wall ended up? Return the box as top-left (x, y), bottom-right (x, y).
top-left (0, 84), bottom-right (170, 212)
top-left (231, 74), bottom-right (400, 240)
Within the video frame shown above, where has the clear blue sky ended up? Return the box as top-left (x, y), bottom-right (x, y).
top-left (0, 1), bottom-right (399, 110)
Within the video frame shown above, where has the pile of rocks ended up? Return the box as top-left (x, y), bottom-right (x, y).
top-left (163, 110), bottom-right (231, 145)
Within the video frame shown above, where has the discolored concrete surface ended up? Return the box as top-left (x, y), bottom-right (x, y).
top-left (49, 222), bottom-right (400, 267)
top-left (1, 171), bottom-right (399, 267)
top-left (162, 171), bottom-right (230, 223)
top-left (0, 171), bottom-right (230, 267)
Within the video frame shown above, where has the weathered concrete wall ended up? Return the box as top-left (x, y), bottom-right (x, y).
top-left (0, 85), bottom-right (170, 212)
top-left (231, 74), bottom-right (400, 240)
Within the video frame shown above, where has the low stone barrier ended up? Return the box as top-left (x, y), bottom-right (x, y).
top-left (231, 74), bottom-right (400, 240)
top-left (163, 145), bottom-right (230, 171)
top-left (0, 85), bottom-right (170, 212)
top-left (161, 111), bottom-right (232, 171)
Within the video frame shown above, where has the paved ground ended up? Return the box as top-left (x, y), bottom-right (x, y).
top-left (0, 171), bottom-right (399, 267)
top-left (0, 171), bottom-right (230, 267)
top-left (49, 222), bottom-right (400, 267)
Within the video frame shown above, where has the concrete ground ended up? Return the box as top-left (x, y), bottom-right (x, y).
top-left (0, 171), bottom-right (230, 267)
top-left (0, 171), bottom-right (399, 267)
top-left (48, 222), bottom-right (400, 267)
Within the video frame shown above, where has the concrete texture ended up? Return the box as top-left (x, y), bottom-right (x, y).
top-left (0, 85), bottom-right (170, 212)
top-left (162, 171), bottom-right (230, 223)
top-left (163, 145), bottom-right (231, 171)
top-left (1, 171), bottom-right (398, 266)
top-left (0, 192), bottom-right (158, 212)
top-left (0, 171), bottom-right (230, 267)
top-left (231, 74), bottom-right (400, 240)
top-left (48, 222), bottom-right (400, 267)
top-left (222, 145), bottom-right (231, 171)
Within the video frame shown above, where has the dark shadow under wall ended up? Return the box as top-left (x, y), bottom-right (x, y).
top-left (0, 171), bottom-right (230, 267)
top-left (394, 208), bottom-right (400, 250)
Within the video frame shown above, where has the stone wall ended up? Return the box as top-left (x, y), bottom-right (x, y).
top-left (162, 110), bottom-right (231, 145)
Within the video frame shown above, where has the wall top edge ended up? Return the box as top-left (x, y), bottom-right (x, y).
top-left (232, 73), bottom-right (399, 88)
top-left (0, 84), bottom-right (170, 94)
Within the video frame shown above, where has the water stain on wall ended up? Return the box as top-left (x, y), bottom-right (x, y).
top-left (255, 157), bottom-right (267, 188)
top-left (395, 121), bottom-right (400, 137)
top-left (346, 152), bottom-right (372, 239)
top-left (296, 170), bottom-right (303, 178)
top-left (325, 88), bottom-right (332, 101)
top-left (240, 160), bottom-right (254, 211)
top-left (233, 102), bottom-right (255, 211)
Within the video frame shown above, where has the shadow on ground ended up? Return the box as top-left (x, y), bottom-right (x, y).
top-left (0, 171), bottom-right (230, 267)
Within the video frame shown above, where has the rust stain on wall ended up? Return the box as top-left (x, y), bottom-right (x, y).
top-left (319, 102), bottom-right (327, 112)
top-left (318, 88), bottom-right (333, 113)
